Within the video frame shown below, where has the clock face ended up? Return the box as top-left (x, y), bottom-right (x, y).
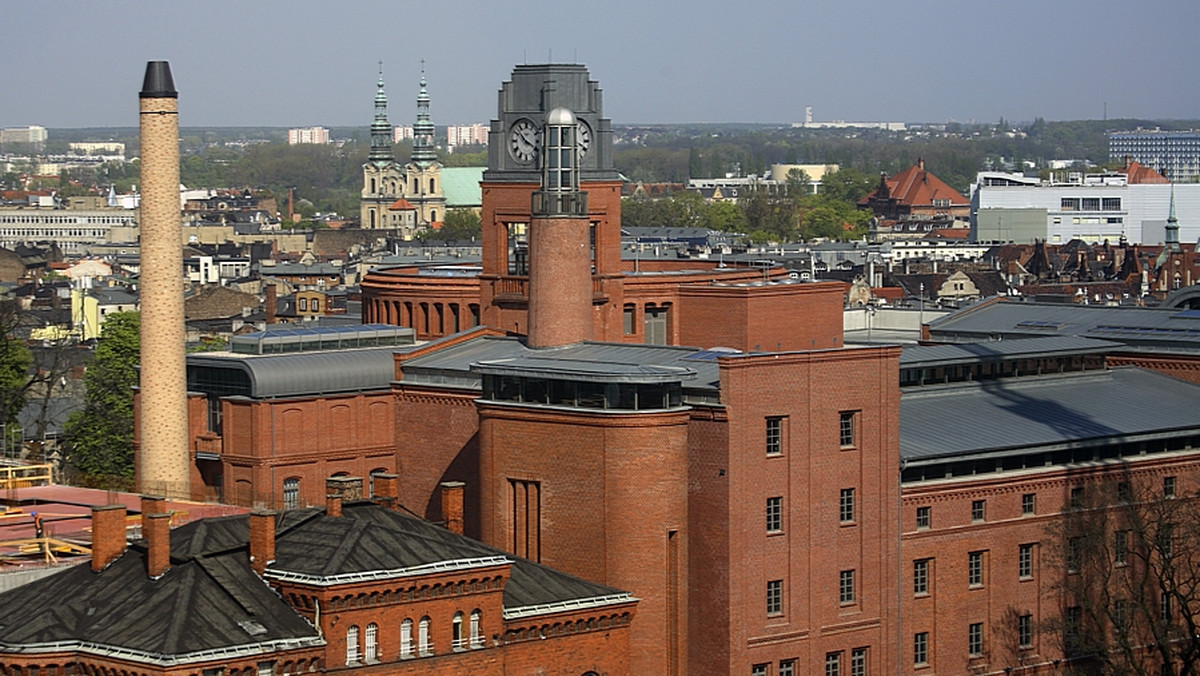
top-left (576, 120), bottom-right (592, 159)
top-left (508, 118), bottom-right (541, 164)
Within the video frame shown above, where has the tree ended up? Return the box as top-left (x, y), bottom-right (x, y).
top-left (64, 312), bottom-right (140, 487)
top-left (0, 303), bottom-right (33, 428)
top-left (1043, 470), bottom-right (1200, 676)
top-left (426, 208), bottom-right (481, 241)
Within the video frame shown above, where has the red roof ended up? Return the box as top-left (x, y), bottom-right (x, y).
top-left (388, 198), bottom-right (416, 210)
top-left (925, 228), bottom-right (970, 240)
top-left (862, 160), bottom-right (968, 207)
top-left (1122, 160), bottom-right (1169, 185)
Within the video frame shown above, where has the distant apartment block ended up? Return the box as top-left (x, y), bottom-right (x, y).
top-left (0, 125), bottom-right (47, 147)
top-left (393, 125), bottom-right (414, 142)
top-left (69, 141), bottom-right (126, 156)
top-left (792, 105), bottom-right (905, 131)
top-left (1110, 130), bottom-right (1200, 183)
top-left (446, 123), bottom-right (488, 149)
top-left (286, 126), bottom-right (330, 145)
top-left (0, 209), bottom-right (139, 252)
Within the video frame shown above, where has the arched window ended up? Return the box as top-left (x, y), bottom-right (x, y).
top-left (469, 609), bottom-right (483, 648)
top-left (429, 178), bottom-right (436, 194)
top-left (364, 623), bottom-right (378, 663)
top-left (452, 611), bottom-right (465, 651)
top-left (418, 616), bottom-right (432, 656)
top-left (370, 178), bottom-right (376, 194)
top-left (282, 477), bottom-right (300, 510)
top-left (346, 625), bottom-right (360, 665)
top-left (400, 618), bottom-right (413, 659)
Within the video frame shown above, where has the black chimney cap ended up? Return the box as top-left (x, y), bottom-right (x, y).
top-left (140, 61), bottom-right (177, 99)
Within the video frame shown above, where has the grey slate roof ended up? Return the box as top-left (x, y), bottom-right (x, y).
top-left (402, 335), bottom-right (726, 393)
top-left (928, 299), bottom-right (1200, 354)
top-left (900, 336), bottom-right (1122, 368)
top-left (899, 367), bottom-right (1200, 462)
top-left (0, 502), bottom-right (630, 662)
top-left (188, 346), bottom-right (410, 399)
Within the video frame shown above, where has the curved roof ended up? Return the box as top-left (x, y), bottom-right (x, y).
top-left (189, 347), bottom-right (402, 399)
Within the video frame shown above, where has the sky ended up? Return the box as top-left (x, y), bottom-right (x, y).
top-left (2, 0), bottom-right (1198, 129)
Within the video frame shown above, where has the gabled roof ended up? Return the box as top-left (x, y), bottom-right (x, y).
top-left (862, 161), bottom-right (967, 207)
top-left (1122, 160), bottom-right (1169, 185)
top-left (389, 198), bottom-right (416, 211)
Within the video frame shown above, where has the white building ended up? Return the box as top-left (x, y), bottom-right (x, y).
top-left (446, 123), bottom-right (487, 150)
top-left (0, 209), bottom-right (139, 252)
top-left (971, 172), bottom-right (1200, 245)
top-left (286, 127), bottom-right (330, 145)
top-left (0, 126), bottom-right (47, 147)
top-left (393, 125), bottom-right (414, 142)
top-left (1110, 130), bottom-right (1200, 183)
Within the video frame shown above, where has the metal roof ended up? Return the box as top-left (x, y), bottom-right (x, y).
top-left (928, 300), bottom-right (1200, 354)
top-left (899, 367), bottom-right (1200, 461)
top-left (402, 336), bottom-right (725, 392)
top-left (188, 347), bottom-right (406, 399)
top-left (900, 336), bottom-right (1122, 369)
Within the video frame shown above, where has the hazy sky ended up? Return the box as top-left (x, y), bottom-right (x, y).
top-left (3, 0), bottom-right (1197, 129)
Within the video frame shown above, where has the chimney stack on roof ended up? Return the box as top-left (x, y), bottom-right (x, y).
top-left (371, 472), bottom-right (400, 510)
top-left (90, 504), bottom-right (128, 572)
top-left (440, 481), bottom-right (465, 535)
top-left (140, 495), bottom-right (166, 533)
top-left (144, 512), bottom-right (171, 578)
top-left (325, 476), bottom-right (363, 517)
top-left (249, 510), bottom-right (275, 575)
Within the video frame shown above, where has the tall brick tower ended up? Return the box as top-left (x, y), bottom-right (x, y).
top-left (527, 107), bottom-right (592, 347)
top-left (137, 61), bottom-right (190, 499)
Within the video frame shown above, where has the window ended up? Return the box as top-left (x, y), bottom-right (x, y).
top-left (839, 411), bottom-right (858, 447)
top-left (1070, 486), bottom-right (1085, 509)
top-left (1102, 197), bottom-right (1122, 211)
top-left (850, 648), bottom-right (867, 676)
top-left (968, 551), bottom-right (983, 586)
top-left (1114, 598), bottom-right (1128, 630)
top-left (469, 609), bottom-right (483, 648)
top-left (914, 632), bottom-right (929, 666)
top-left (1022, 493), bottom-right (1036, 516)
top-left (418, 616), bottom-right (432, 656)
top-left (283, 477), bottom-right (300, 510)
top-left (767, 579), bottom-right (783, 615)
top-left (971, 499), bottom-right (985, 523)
top-left (916, 506), bottom-right (931, 530)
top-left (1115, 530), bottom-right (1129, 565)
top-left (766, 417), bottom-right (783, 455)
top-left (914, 559), bottom-right (930, 595)
top-left (1161, 592), bottom-right (1172, 620)
top-left (1065, 606), bottom-right (1082, 652)
top-left (826, 652), bottom-right (842, 676)
top-left (256, 662), bottom-right (274, 676)
top-left (1019, 543), bottom-right (1034, 579)
top-left (1081, 197), bottom-right (1101, 211)
top-left (298, 297), bottom-right (307, 312)
top-left (1164, 476), bottom-right (1177, 498)
top-left (622, 304), bottom-right (635, 335)
top-left (364, 623), bottom-right (378, 663)
top-left (452, 612), bottom-right (465, 651)
top-left (400, 618), bottom-right (413, 658)
top-left (1068, 537), bottom-right (1082, 572)
top-left (346, 625), bottom-right (360, 665)
top-left (840, 488), bottom-right (855, 524)
top-left (1117, 481), bottom-right (1131, 502)
top-left (779, 659), bottom-right (796, 676)
top-left (1018, 614), bottom-right (1033, 648)
top-left (752, 665), bottom-right (768, 676)
top-left (1061, 197), bottom-right (1080, 211)
top-left (767, 496), bottom-right (783, 533)
top-left (840, 569), bottom-right (856, 605)
top-left (968, 622), bottom-right (983, 657)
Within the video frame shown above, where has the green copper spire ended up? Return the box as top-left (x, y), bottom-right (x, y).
top-left (369, 62), bottom-right (394, 166)
top-left (1165, 183), bottom-right (1180, 252)
top-left (411, 62), bottom-right (437, 167)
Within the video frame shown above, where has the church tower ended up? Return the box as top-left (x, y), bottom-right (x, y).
top-left (360, 65), bottom-right (405, 232)
top-left (404, 67), bottom-right (446, 231)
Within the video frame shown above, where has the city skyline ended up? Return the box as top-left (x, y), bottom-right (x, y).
top-left (2, 1), bottom-right (1198, 129)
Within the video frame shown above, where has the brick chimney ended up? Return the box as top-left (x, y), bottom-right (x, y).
top-left (440, 481), bottom-right (465, 535)
top-left (371, 472), bottom-right (400, 510)
top-left (265, 283), bottom-right (277, 324)
top-left (90, 504), bottom-right (128, 572)
top-left (145, 512), bottom-right (171, 577)
top-left (325, 476), bottom-right (363, 517)
top-left (140, 495), bottom-right (166, 533)
top-left (325, 493), bottom-right (342, 517)
top-left (249, 510), bottom-right (275, 575)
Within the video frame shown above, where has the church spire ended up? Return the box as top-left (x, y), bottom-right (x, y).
top-left (369, 62), bottom-right (394, 165)
top-left (1165, 184), bottom-right (1180, 252)
top-left (411, 61), bottom-right (437, 167)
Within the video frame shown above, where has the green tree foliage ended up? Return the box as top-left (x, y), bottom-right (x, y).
top-left (425, 208), bottom-right (481, 241)
top-left (64, 312), bottom-right (140, 485)
top-left (0, 302), bottom-right (33, 427)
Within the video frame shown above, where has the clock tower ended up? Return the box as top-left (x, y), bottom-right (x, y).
top-left (479, 64), bottom-right (624, 337)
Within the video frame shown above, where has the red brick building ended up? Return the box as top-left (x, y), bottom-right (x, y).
top-left (0, 480), bottom-right (635, 675)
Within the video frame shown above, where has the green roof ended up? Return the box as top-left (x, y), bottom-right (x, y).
top-left (441, 166), bottom-right (485, 208)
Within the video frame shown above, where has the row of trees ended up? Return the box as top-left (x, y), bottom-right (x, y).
top-left (621, 167), bottom-right (878, 243)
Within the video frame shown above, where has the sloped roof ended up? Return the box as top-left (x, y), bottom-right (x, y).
top-left (388, 198), bottom-right (416, 211)
top-left (900, 367), bottom-right (1200, 461)
top-left (862, 162), bottom-right (968, 207)
top-left (441, 166), bottom-right (485, 208)
top-left (1122, 160), bottom-right (1169, 185)
top-left (188, 346), bottom-right (406, 399)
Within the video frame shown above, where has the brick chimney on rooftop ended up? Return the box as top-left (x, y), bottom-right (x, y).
top-left (90, 504), bottom-right (128, 572)
top-left (249, 510), bottom-right (275, 575)
top-left (440, 481), bottom-right (465, 535)
top-left (371, 472), bottom-right (400, 510)
top-left (144, 512), bottom-right (171, 578)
